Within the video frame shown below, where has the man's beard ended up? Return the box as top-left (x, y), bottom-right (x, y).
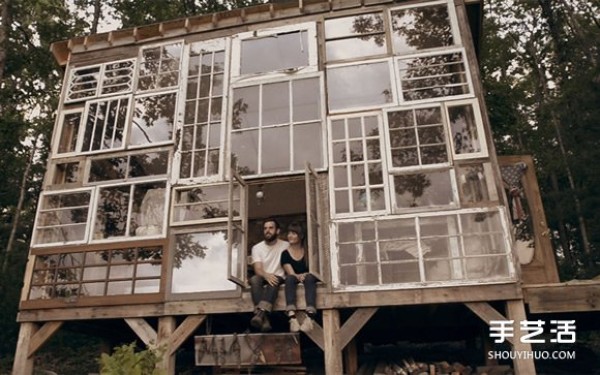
top-left (264, 232), bottom-right (276, 242)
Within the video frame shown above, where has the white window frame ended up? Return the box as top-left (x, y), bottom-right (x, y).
top-left (230, 22), bottom-right (318, 84)
top-left (52, 108), bottom-right (84, 158)
top-left (327, 111), bottom-right (390, 219)
top-left (227, 71), bottom-right (327, 179)
top-left (64, 58), bottom-right (136, 104)
top-left (89, 179), bottom-right (169, 244)
top-left (382, 103), bottom-right (452, 174)
top-left (394, 48), bottom-right (474, 105)
top-left (128, 89), bottom-right (179, 149)
top-left (136, 40), bottom-right (184, 94)
top-left (84, 146), bottom-right (172, 185)
top-left (388, 0), bottom-right (462, 56)
top-left (444, 98), bottom-right (489, 160)
top-left (326, 57), bottom-right (398, 114)
top-left (329, 207), bottom-right (516, 291)
top-left (175, 38), bottom-right (230, 184)
top-left (78, 94), bottom-right (132, 155)
top-left (31, 187), bottom-right (94, 248)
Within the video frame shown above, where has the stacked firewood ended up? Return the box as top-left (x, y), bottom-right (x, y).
top-left (361, 358), bottom-right (512, 375)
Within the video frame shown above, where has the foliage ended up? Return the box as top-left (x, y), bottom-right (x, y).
top-left (98, 342), bottom-right (165, 375)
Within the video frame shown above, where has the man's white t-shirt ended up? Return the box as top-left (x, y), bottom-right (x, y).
top-left (251, 239), bottom-right (289, 277)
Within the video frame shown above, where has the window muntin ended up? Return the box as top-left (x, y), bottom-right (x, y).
top-left (137, 42), bottom-right (183, 92)
top-left (325, 13), bottom-right (387, 62)
top-left (81, 96), bottom-right (130, 153)
top-left (396, 50), bottom-right (471, 102)
top-left (180, 41), bottom-right (227, 180)
top-left (65, 59), bottom-right (136, 103)
top-left (170, 230), bottom-right (238, 294)
top-left (233, 23), bottom-right (317, 78)
top-left (129, 92), bottom-right (177, 147)
top-left (327, 59), bottom-right (395, 112)
top-left (55, 109), bottom-right (83, 156)
top-left (93, 181), bottom-right (167, 241)
top-left (171, 183), bottom-right (241, 225)
top-left (230, 75), bottom-right (324, 177)
top-left (33, 189), bottom-right (92, 246)
top-left (28, 246), bottom-right (162, 300)
top-left (329, 114), bottom-right (387, 217)
top-left (332, 210), bottom-right (514, 288)
top-left (390, 169), bottom-right (457, 211)
top-left (456, 162), bottom-right (498, 204)
top-left (385, 106), bottom-right (449, 170)
top-left (389, 1), bottom-right (458, 55)
top-left (446, 99), bottom-right (488, 159)
top-left (87, 150), bottom-right (169, 183)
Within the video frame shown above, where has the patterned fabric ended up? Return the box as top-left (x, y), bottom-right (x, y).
top-left (500, 162), bottom-right (527, 189)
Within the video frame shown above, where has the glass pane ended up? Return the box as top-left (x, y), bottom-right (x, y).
top-left (331, 119), bottom-right (345, 140)
top-left (81, 282), bottom-right (105, 297)
top-left (171, 231), bottom-right (237, 293)
top-left (448, 104), bottom-right (482, 155)
top-left (57, 112), bottom-right (82, 154)
top-left (424, 260), bottom-right (453, 281)
top-left (335, 190), bottom-right (349, 213)
top-left (340, 264), bottom-right (378, 285)
top-left (107, 281), bottom-right (132, 295)
top-left (130, 182), bottom-right (166, 236)
top-left (232, 86), bottom-right (259, 129)
top-left (94, 185), bottom-right (131, 239)
top-left (466, 256), bottom-right (509, 279)
top-left (129, 152), bottom-right (169, 178)
top-left (327, 61), bottom-right (392, 111)
top-left (326, 37), bottom-right (385, 61)
top-left (294, 122), bottom-right (322, 170)
top-left (231, 130), bottom-right (258, 175)
top-left (134, 279), bottom-right (160, 294)
top-left (381, 262), bottom-right (420, 283)
top-left (241, 30), bottom-right (309, 75)
top-left (174, 185), bottom-right (232, 222)
top-left (391, 4), bottom-right (454, 54)
top-left (89, 157), bottom-right (127, 182)
top-left (261, 127), bottom-right (290, 173)
top-left (68, 66), bottom-right (100, 101)
top-left (457, 163), bottom-right (496, 203)
top-left (263, 81), bottom-right (289, 126)
top-left (393, 170), bottom-right (454, 209)
top-left (102, 60), bottom-right (135, 95)
top-left (53, 162), bottom-right (79, 184)
top-left (130, 93), bottom-right (176, 146)
top-left (293, 78), bottom-right (321, 122)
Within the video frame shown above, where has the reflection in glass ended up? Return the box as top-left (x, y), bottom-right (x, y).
top-left (457, 163), bottom-right (497, 203)
top-left (325, 14), bottom-right (386, 61)
top-left (263, 82), bottom-right (289, 126)
top-left (262, 127), bottom-right (289, 173)
top-left (231, 130), bottom-right (258, 175)
top-left (173, 184), bottom-right (240, 223)
top-left (53, 162), bottom-right (79, 185)
top-left (94, 185), bottom-right (130, 239)
top-left (293, 122), bottom-right (321, 170)
top-left (393, 170), bottom-right (454, 209)
top-left (130, 93), bottom-right (176, 146)
top-left (129, 152), bottom-right (169, 178)
top-left (34, 191), bottom-right (91, 245)
top-left (67, 66), bottom-right (100, 101)
top-left (448, 104), bottom-right (482, 155)
top-left (89, 157), bottom-right (127, 182)
top-left (138, 42), bottom-right (182, 91)
top-left (82, 97), bottom-right (129, 152)
top-left (57, 112), bottom-right (82, 154)
top-left (241, 30), bottom-right (309, 75)
top-left (131, 182), bottom-right (166, 236)
top-left (101, 60), bottom-right (135, 95)
top-left (327, 61), bottom-right (392, 111)
top-left (391, 4), bottom-right (454, 54)
top-left (171, 231), bottom-right (238, 293)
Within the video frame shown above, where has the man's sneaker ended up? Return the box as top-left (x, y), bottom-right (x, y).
top-left (300, 316), bottom-right (314, 332)
top-left (289, 318), bottom-right (300, 332)
top-left (261, 313), bottom-right (272, 332)
top-left (250, 310), bottom-right (264, 330)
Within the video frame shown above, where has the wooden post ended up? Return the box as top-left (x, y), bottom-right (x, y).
top-left (506, 300), bottom-right (536, 375)
top-left (157, 316), bottom-right (176, 375)
top-left (12, 323), bottom-right (37, 375)
top-left (343, 338), bottom-right (358, 375)
top-left (323, 309), bottom-right (343, 374)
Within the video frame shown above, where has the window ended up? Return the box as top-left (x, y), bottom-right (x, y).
top-left (52, 161), bottom-right (80, 185)
top-left (81, 96), bottom-right (130, 153)
top-left (33, 189), bottom-right (92, 246)
top-left (93, 181), bottom-right (167, 240)
top-left (232, 23), bottom-right (317, 79)
top-left (65, 59), bottom-right (136, 103)
top-left (54, 109), bottom-right (83, 156)
top-left (389, 0), bottom-right (459, 55)
top-left (446, 99), bottom-right (488, 159)
top-left (456, 162), bottom-right (498, 204)
top-left (390, 169), bottom-right (457, 210)
top-left (169, 229), bottom-right (239, 295)
top-left (325, 13), bottom-right (387, 62)
top-left (332, 210), bottom-right (514, 289)
top-left (129, 92), bottom-right (177, 147)
top-left (137, 42), bottom-right (183, 92)
top-left (171, 183), bottom-right (242, 226)
top-left (180, 40), bottom-right (227, 180)
top-left (327, 59), bottom-right (396, 112)
top-left (396, 49), bottom-right (472, 102)
top-left (230, 75), bottom-right (324, 176)
top-left (28, 246), bottom-right (162, 300)
top-left (384, 105), bottom-right (449, 170)
top-left (329, 113), bottom-right (387, 216)
top-left (87, 149), bottom-right (170, 183)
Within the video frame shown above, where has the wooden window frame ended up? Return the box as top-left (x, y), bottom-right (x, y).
top-left (65, 58), bottom-right (136, 104)
top-left (444, 98), bottom-right (489, 160)
top-left (136, 40), bottom-right (184, 94)
top-left (52, 107), bottom-right (84, 158)
top-left (79, 94), bottom-right (132, 155)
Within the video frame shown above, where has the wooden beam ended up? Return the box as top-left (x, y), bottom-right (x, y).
top-left (167, 315), bottom-right (206, 356)
top-left (28, 321), bottom-right (63, 357)
top-left (506, 300), bottom-right (536, 375)
top-left (343, 339), bottom-right (358, 375)
top-left (157, 317), bottom-right (176, 375)
top-left (12, 323), bottom-right (37, 375)
top-left (465, 302), bottom-right (515, 346)
top-left (338, 307), bottom-right (377, 349)
top-left (125, 318), bottom-right (157, 347)
top-left (524, 281), bottom-right (600, 313)
top-left (297, 311), bottom-right (324, 350)
top-left (323, 309), bottom-right (343, 374)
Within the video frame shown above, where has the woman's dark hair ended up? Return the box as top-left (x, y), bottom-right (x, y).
top-left (287, 221), bottom-right (305, 240)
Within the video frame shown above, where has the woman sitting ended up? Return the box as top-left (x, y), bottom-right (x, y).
top-left (281, 222), bottom-right (318, 332)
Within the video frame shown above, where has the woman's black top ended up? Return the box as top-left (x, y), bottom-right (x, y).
top-left (280, 249), bottom-right (309, 274)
